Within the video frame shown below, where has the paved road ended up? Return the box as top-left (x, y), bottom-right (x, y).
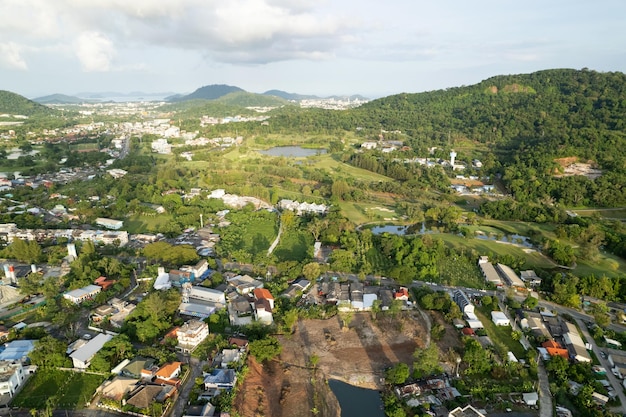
top-left (537, 359), bottom-right (553, 417)
top-left (575, 317), bottom-right (626, 414)
top-left (171, 357), bottom-right (206, 417)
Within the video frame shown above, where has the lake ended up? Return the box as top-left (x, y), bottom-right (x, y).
top-left (475, 233), bottom-right (533, 248)
top-left (258, 146), bottom-right (327, 157)
top-left (328, 379), bottom-right (384, 417)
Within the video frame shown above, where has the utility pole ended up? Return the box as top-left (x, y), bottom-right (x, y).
top-left (200, 213), bottom-right (203, 228)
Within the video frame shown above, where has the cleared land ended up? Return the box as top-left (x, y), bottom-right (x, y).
top-left (235, 311), bottom-right (433, 417)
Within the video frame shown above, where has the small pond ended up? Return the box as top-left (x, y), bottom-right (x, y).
top-left (258, 146), bottom-right (326, 157)
top-left (328, 379), bottom-right (384, 417)
top-left (475, 233), bottom-right (533, 248)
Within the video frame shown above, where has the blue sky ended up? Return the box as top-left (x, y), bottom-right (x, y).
top-left (0, 0), bottom-right (624, 98)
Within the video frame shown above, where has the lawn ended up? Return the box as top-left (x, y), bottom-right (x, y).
top-left (437, 233), bottom-right (556, 269)
top-left (273, 228), bottom-right (313, 262)
top-left (312, 154), bottom-right (392, 182)
top-left (338, 201), bottom-right (400, 225)
top-left (125, 213), bottom-right (174, 234)
top-left (475, 306), bottom-right (527, 359)
top-left (12, 370), bottom-right (105, 409)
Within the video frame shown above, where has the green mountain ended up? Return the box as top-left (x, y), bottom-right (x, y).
top-left (263, 89), bottom-right (318, 101)
top-left (215, 91), bottom-right (289, 107)
top-left (0, 90), bottom-right (56, 116)
top-left (169, 84), bottom-right (245, 102)
top-left (33, 93), bottom-right (100, 104)
top-left (270, 68), bottom-right (626, 207)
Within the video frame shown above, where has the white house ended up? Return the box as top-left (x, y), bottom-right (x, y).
top-left (63, 285), bottom-right (102, 304)
top-left (177, 320), bottom-right (210, 353)
top-left (491, 311), bottom-right (510, 326)
top-left (188, 286), bottom-right (226, 304)
top-left (0, 360), bottom-right (25, 398)
top-left (95, 218), bottom-right (124, 230)
top-left (70, 333), bottom-right (113, 369)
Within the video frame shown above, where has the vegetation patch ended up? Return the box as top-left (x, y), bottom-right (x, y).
top-left (11, 370), bottom-right (105, 409)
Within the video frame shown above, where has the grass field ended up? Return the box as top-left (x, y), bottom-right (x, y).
top-left (338, 201), bottom-right (400, 224)
top-left (12, 370), bottom-right (105, 409)
top-left (273, 229), bottom-right (314, 261)
top-left (475, 306), bottom-right (527, 359)
top-left (125, 213), bottom-right (174, 234)
top-left (312, 154), bottom-right (392, 182)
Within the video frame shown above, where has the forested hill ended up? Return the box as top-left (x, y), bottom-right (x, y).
top-left (0, 90), bottom-right (57, 116)
top-left (270, 68), bottom-right (626, 206)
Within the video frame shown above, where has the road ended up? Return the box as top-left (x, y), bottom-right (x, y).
top-left (171, 356), bottom-right (206, 417)
top-left (537, 359), bottom-right (553, 417)
top-left (576, 317), bottom-right (626, 414)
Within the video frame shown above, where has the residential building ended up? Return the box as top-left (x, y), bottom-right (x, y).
top-left (126, 384), bottom-right (176, 409)
top-left (203, 368), bottom-right (237, 390)
top-left (188, 286), bottom-right (226, 304)
top-left (177, 320), bottom-right (209, 353)
top-left (478, 257), bottom-right (502, 287)
top-left (63, 284), bottom-right (102, 304)
top-left (122, 357), bottom-right (156, 379)
top-left (520, 270), bottom-right (542, 286)
top-left (0, 340), bottom-right (35, 363)
top-left (95, 217), bottom-right (124, 230)
top-left (453, 290), bottom-right (474, 315)
top-left (69, 333), bottom-right (113, 369)
top-left (0, 360), bottom-right (25, 398)
top-left (563, 322), bottom-right (592, 363)
top-left (228, 296), bottom-right (254, 326)
top-left (491, 311), bottom-right (510, 326)
top-left (449, 405), bottom-right (486, 417)
top-left (496, 263), bottom-right (525, 289)
top-left (98, 376), bottom-right (139, 401)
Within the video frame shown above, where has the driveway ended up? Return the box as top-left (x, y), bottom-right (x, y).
top-left (537, 359), bottom-right (553, 417)
top-left (575, 317), bottom-right (626, 414)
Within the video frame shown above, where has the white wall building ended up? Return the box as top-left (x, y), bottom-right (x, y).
top-left (70, 333), bottom-right (113, 369)
top-left (0, 360), bottom-right (25, 398)
top-left (177, 320), bottom-right (210, 353)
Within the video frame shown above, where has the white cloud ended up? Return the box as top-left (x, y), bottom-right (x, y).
top-left (74, 31), bottom-right (116, 71)
top-left (0, 42), bottom-right (28, 70)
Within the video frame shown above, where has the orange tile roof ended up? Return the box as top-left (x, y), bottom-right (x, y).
top-left (546, 347), bottom-right (569, 358)
top-left (253, 288), bottom-right (274, 300)
top-left (542, 340), bottom-right (562, 349)
top-left (155, 362), bottom-right (182, 378)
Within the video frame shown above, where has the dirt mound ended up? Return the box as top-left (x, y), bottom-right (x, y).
top-left (235, 311), bottom-right (428, 416)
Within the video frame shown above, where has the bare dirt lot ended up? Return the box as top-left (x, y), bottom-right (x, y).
top-left (234, 310), bottom-right (434, 417)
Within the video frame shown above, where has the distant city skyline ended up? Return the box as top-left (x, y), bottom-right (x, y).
top-left (0, 0), bottom-right (624, 99)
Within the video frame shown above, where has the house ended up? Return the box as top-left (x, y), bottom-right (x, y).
top-left (394, 287), bottom-right (409, 301)
top-left (169, 270), bottom-right (193, 286)
top-left (228, 336), bottom-right (249, 349)
top-left (562, 322), bottom-right (591, 363)
top-left (177, 320), bottom-right (209, 353)
top-left (203, 368), bottom-right (237, 390)
top-left (496, 263), bottom-right (525, 289)
top-left (0, 340), bottom-right (36, 363)
top-left (491, 311), bottom-right (510, 326)
top-left (217, 349), bottom-right (242, 368)
top-left (98, 376), bottom-right (139, 401)
top-left (253, 288), bottom-right (274, 308)
top-left (541, 340), bottom-right (569, 359)
top-left (69, 333), bottom-right (113, 369)
top-left (255, 298), bottom-right (274, 325)
top-left (453, 290), bottom-right (474, 315)
top-left (153, 267), bottom-right (172, 290)
top-left (122, 357), bottom-right (156, 379)
top-left (183, 403), bottom-right (216, 417)
top-left (449, 404), bottom-right (486, 417)
top-left (126, 384), bottom-right (176, 409)
top-left (188, 286), bottom-right (226, 304)
top-left (228, 296), bottom-right (254, 326)
top-left (592, 392), bottom-right (609, 406)
top-left (228, 275), bottom-right (264, 295)
top-left (95, 218), bottom-right (124, 230)
top-left (94, 276), bottom-right (116, 290)
top-left (282, 278), bottom-right (311, 299)
top-left (478, 258), bottom-right (502, 287)
top-left (520, 270), bottom-right (542, 286)
top-left (63, 284), bottom-right (102, 304)
top-left (0, 360), bottom-right (25, 398)
top-left (154, 362), bottom-right (182, 386)
top-left (522, 392), bottom-right (539, 406)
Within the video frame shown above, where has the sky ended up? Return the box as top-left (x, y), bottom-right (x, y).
top-left (0, 0), bottom-right (625, 99)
